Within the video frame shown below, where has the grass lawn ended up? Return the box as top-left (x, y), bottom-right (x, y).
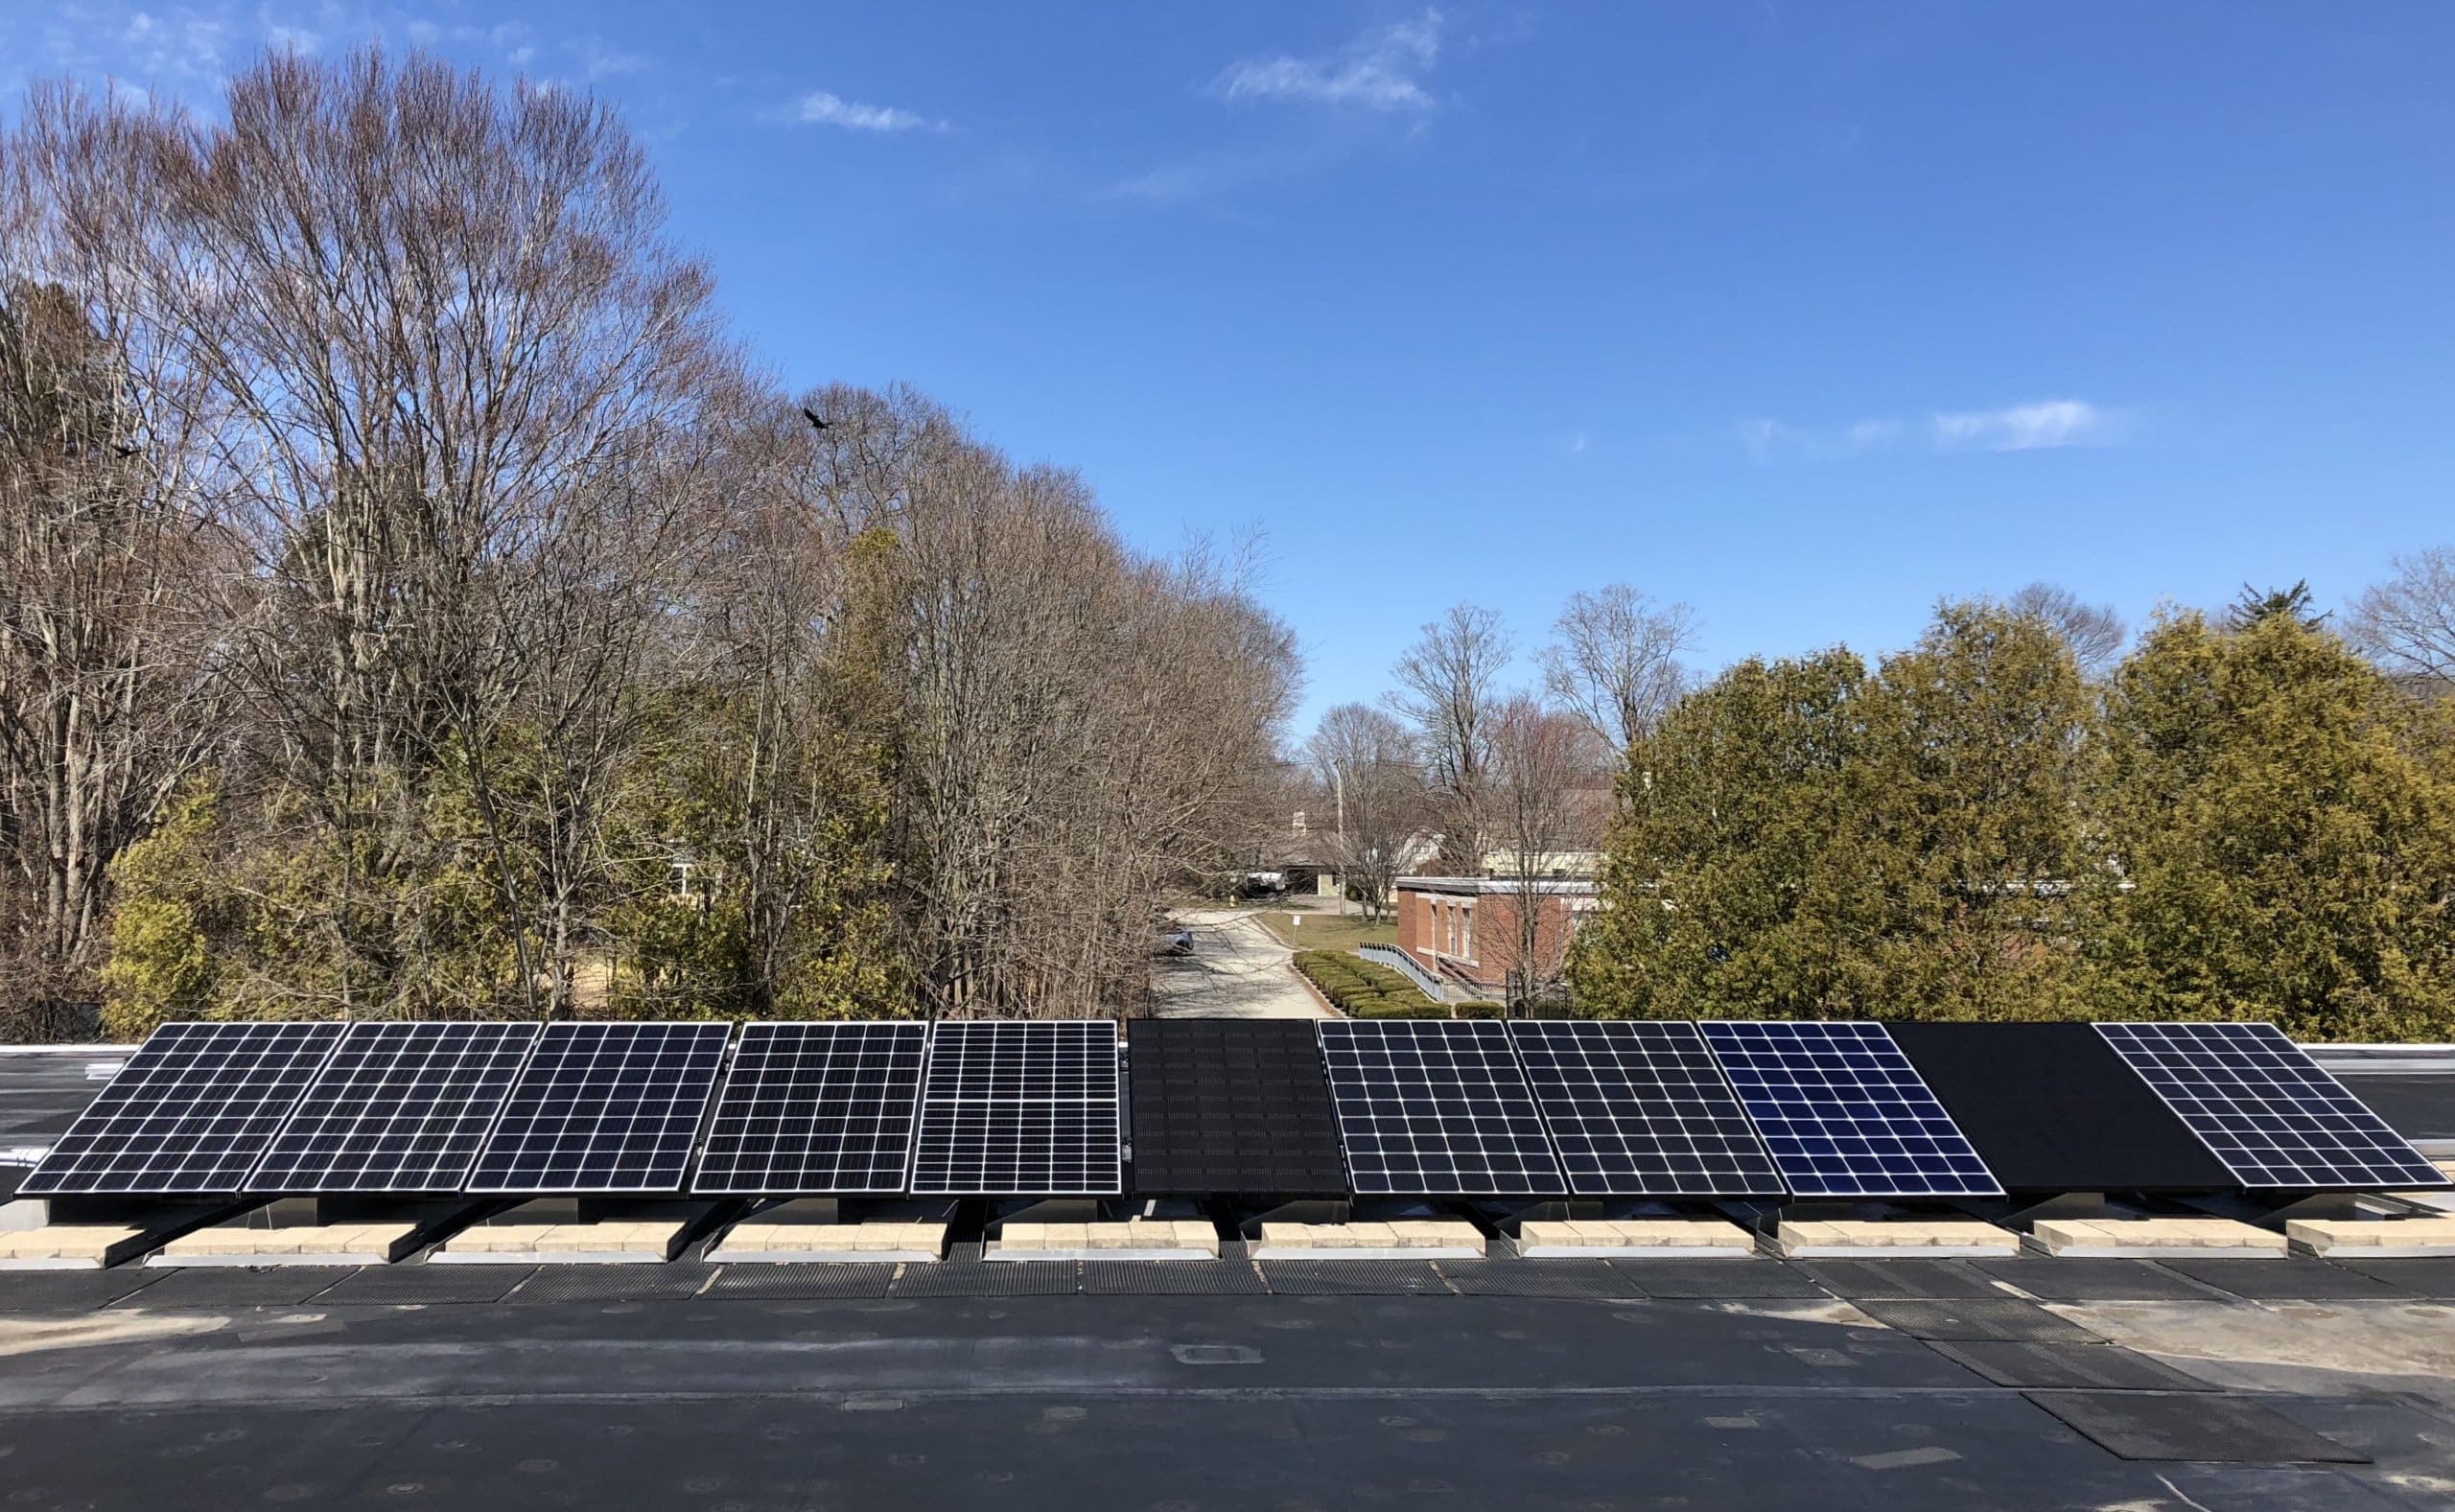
top-left (1254, 909), bottom-right (1397, 951)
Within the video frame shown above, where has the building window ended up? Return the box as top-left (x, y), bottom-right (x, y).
top-left (1459, 905), bottom-right (1473, 962)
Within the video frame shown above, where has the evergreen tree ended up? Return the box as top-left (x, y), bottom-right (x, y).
top-left (1570, 603), bottom-right (2092, 1020)
top-left (2083, 612), bottom-right (2455, 1039)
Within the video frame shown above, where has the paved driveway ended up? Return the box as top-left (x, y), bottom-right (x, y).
top-left (1147, 907), bottom-right (1329, 1019)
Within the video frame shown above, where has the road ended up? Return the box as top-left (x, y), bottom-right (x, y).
top-left (1147, 907), bottom-right (1329, 1019)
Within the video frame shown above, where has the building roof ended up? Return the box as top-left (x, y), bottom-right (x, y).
top-left (1396, 875), bottom-right (1600, 897)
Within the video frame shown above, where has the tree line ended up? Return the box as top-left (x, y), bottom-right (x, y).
top-left (0, 52), bottom-right (1296, 1039)
top-left (1298, 570), bottom-right (2455, 1039)
top-left (1571, 585), bottom-right (2455, 1041)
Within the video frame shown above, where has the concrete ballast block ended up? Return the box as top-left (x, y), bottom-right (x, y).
top-left (1251, 1220), bottom-right (1483, 1260)
top-left (2028, 1217), bottom-right (2287, 1259)
top-left (1517, 1218), bottom-right (1756, 1258)
top-left (154, 1221), bottom-right (424, 1267)
top-left (433, 1219), bottom-right (687, 1265)
top-left (1775, 1220), bottom-right (2020, 1259)
top-left (2286, 1217), bottom-right (2455, 1258)
top-left (985, 1218), bottom-right (1218, 1262)
top-left (708, 1220), bottom-right (945, 1264)
top-left (0, 1225), bottom-right (152, 1269)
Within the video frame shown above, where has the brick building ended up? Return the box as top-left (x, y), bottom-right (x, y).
top-left (1393, 875), bottom-right (1598, 999)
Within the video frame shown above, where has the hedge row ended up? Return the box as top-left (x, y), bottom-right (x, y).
top-left (1292, 951), bottom-right (1508, 1020)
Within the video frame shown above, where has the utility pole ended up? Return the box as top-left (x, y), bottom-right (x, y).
top-left (1333, 764), bottom-right (1346, 916)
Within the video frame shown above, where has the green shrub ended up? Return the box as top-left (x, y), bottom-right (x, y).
top-left (1451, 1000), bottom-right (1506, 1019)
top-left (1355, 1000), bottom-right (1449, 1019)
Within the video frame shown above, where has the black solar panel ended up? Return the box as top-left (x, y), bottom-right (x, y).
top-left (2095, 1021), bottom-right (2450, 1192)
top-left (249, 1021), bottom-right (540, 1193)
top-left (1697, 1020), bottom-right (2002, 1198)
top-left (21, 1021), bottom-right (344, 1195)
top-left (692, 1021), bottom-right (927, 1195)
top-left (1127, 1019), bottom-right (1346, 1196)
top-left (1888, 1022), bottom-right (2235, 1194)
top-left (464, 1022), bottom-right (730, 1194)
top-left (1509, 1020), bottom-right (1787, 1198)
top-left (1316, 1020), bottom-right (1567, 1196)
top-left (908, 1021), bottom-right (1121, 1197)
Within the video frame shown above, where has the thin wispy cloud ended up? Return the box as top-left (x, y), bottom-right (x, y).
top-left (1215, 10), bottom-right (1445, 113)
top-left (1930, 399), bottom-right (2115, 453)
top-left (1740, 400), bottom-right (2123, 462)
top-left (567, 38), bottom-right (648, 82)
top-left (263, 22), bottom-right (321, 57)
top-left (768, 89), bottom-right (947, 134)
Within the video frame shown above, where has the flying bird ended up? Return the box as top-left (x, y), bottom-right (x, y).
top-left (801, 407), bottom-right (831, 430)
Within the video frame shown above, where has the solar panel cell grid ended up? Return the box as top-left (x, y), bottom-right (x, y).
top-left (908, 1021), bottom-right (1121, 1196)
top-left (464, 1022), bottom-right (730, 1194)
top-left (692, 1021), bottom-right (926, 1195)
top-left (1508, 1020), bottom-right (1788, 1198)
top-left (1697, 1020), bottom-right (2002, 1198)
top-left (2095, 1021), bottom-right (2449, 1191)
top-left (1317, 1020), bottom-right (1566, 1196)
top-left (21, 1021), bottom-right (345, 1196)
top-left (249, 1021), bottom-right (539, 1193)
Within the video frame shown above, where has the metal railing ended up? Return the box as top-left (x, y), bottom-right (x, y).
top-left (1357, 943), bottom-right (1454, 1002)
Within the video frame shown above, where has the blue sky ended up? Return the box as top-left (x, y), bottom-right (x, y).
top-left (12, 3), bottom-right (2455, 732)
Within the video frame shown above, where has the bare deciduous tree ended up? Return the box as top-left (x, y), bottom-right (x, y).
top-left (1484, 695), bottom-right (1608, 1009)
top-left (2, 54), bottom-right (1305, 1036)
top-left (1302, 703), bottom-right (1423, 920)
top-left (0, 87), bottom-right (226, 1036)
top-left (1540, 584), bottom-right (1697, 763)
top-left (2348, 547), bottom-right (2455, 695)
top-left (2007, 582), bottom-right (2128, 676)
top-left (1388, 603), bottom-right (1510, 871)
top-left (153, 49), bottom-right (730, 1016)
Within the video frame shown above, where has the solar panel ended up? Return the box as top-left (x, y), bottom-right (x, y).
top-left (249, 1021), bottom-right (541, 1193)
top-left (1127, 1019), bottom-right (1346, 1196)
top-left (2095, 1021), bottom-right (2450, 1192)
top-left (692, 1021), bottom-right (927, 1195)
top-left (1888, 1022), bottom-right (2235, 1194)
top-left (908, 1021), bottom-right (1121, 1197)
top-left (1316, 1020), bottom-right (1566, 1196)
top-left (1508, 1020), bottom-right (1787, 1198)
top-left (464, 1022), bottom-right (730, 1194)
top-left (1697, 1021), bottom-right (2003, 1198)
top-left (21, 1021), bottom-right (344, 1195)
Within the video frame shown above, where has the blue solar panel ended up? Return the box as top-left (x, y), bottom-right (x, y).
top-left (1698, 1021), bottom-right (2002, 1198)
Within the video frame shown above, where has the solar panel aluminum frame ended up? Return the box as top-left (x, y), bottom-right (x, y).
top-left (907, 1020), bottom-right (1123, 1198)
top-left (690, 1020), bottom-right (930, 1197)
top-left (1698, 1020), bottom-right (2005, 1201)
top-left (462, 1021), bottom-right (733, 1197)
top-left (2094, 1021), bottom-right (2452, 1194)
top-left (1508, 1019), bottom-right (1789, 1199)
top-left (20, 1021), bottom-right (349, 1197)
top-left (246, 1020), bottom-right (544, 1195)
